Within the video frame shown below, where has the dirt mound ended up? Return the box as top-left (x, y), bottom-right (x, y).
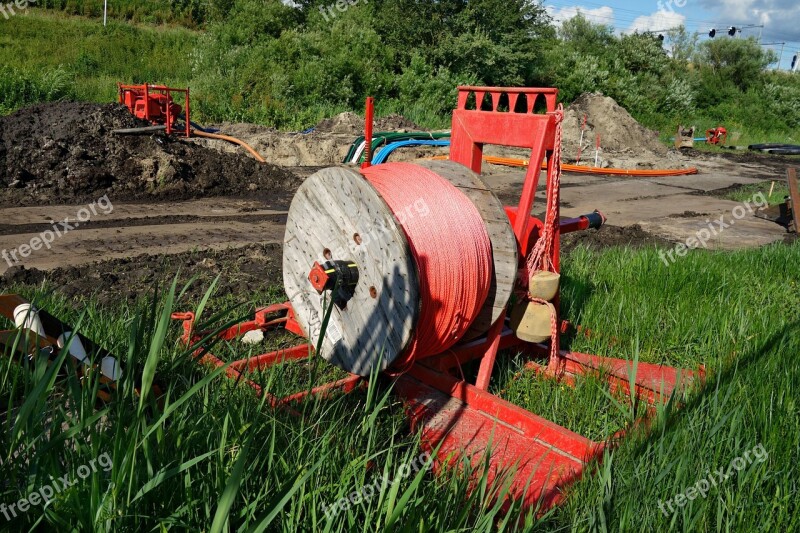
top-left (314, 111), bottom-right (422, 135)
top-left (197, 124), bottom-right (351, 167)
top-left (375, 113), bottom-right (423, 132)
top-left (561, 93), bottom-right (681, 169)
top-left (314, 112), bottom-right (364, 135)
top-left (0, 102), bottom-right (301, 207)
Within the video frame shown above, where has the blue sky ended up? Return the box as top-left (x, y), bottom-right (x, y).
top-left (543, 0), bottom-right (800, 71)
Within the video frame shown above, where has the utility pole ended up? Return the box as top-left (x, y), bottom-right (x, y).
top-left (761, 42), bottom-right (786, 69)
top-left (103, 0), bottom-right (107, 26)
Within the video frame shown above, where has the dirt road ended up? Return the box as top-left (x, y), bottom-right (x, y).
top-left (0, 153), bottom-right (791, 278)
top-left (0, 198), bottom-right (287, 273)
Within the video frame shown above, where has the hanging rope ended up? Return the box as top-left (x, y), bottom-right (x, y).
top-left (360, 162), bottom-right (493, 369)
top-left (526, 104), bottom-right (564, 279)
top-left (524, 105), bottom-right (565, 363)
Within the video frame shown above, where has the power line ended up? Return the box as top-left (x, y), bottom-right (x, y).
top-left (544, 1), bottom-right (800, 47)
top-left (544, 0), bottom-right (721, 27)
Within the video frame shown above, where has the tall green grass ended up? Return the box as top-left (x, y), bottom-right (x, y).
top-left (0, 12), bottom-right (198, 114)
top-left (0, 281), bottom-right (521, 531)
top-left (1, 241), bottom-right (798, 530)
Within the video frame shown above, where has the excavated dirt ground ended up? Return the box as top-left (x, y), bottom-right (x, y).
top-left (0, 102), bottom-right (300, 207)
top-left (0, 243), bottom-right (283, 307)
top-left (195, 95), bottom-right (691, 170)
top-left (0, 101), bottom-right (796, 310)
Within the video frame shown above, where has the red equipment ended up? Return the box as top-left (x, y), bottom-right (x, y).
top-left (706, 126), bottom-right (728, 145)
top-left (117, 83), bottom-right (190, 137)
top-left (172, 87), bottom-right (703, 516)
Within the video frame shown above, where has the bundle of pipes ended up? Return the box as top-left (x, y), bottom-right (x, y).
top-left (343, 132), bottom-right (451, 165)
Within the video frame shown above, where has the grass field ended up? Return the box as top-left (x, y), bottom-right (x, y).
top-left (1, 241), bottom-right (798, 531)
top-left (725, 181), bottom-right (793, 205)
top-left (0, 11), bottom-right (197, 115)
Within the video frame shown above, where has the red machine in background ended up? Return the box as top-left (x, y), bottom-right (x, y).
top-left (117, 83), bottom-right (190, 137)
top-left (706, 125), bottom-right (727, 145)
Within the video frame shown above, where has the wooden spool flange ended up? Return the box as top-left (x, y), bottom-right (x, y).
top-left (283, 167), bottom-right (419, 375)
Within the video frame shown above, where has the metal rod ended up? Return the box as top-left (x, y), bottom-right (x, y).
top-left (361, 97), bottom-right (374, 169)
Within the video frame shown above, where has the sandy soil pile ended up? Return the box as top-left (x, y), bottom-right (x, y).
top-left (314, 111), bottom-right (364, 134)
top-left (0, 102), bottom-right (300, 206)
top-left (196, 112), bottom-right (426, 167)
top-left (314, 112), bottom-right (422, 135)
top-left (200, 122), bottom-right (351, 167)
top-left (561, 93), bottom-right (685, 169)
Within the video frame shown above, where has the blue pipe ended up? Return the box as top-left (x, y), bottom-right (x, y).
top-left (372, 139), bottom-right (451, 164)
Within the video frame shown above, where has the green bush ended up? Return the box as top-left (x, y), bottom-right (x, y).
top-left (0, 66), bottom-right (74, 114)
top-left (3, 7), bottom-right (799, 136)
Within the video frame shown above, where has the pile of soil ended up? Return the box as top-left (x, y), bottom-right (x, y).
top-left (0, 243), bottom-right (283, 307)
top-left (198, 123), bottom-right (351, 167)
top-left (314, 111), bottom-right (421, 135)
top-left (561, 93), bottom-right (684, 169)
top-left (374, 113), bottom-right (423, 132)
top-left (561, 224), bottom-right (672, 253)
top-left (199, 112), bottom-right (425, 167)
top-left (314, 112), bottom-right (364, 135)
top-left (0, 102), bottom-right (301, 207)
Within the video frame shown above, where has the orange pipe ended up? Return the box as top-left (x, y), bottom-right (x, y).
top-left (482, 155), bottom-right (698, 176)
top-left (192, 130), bottom-right (266, 163)
top-left (429, 154), bottom-right (697, 176)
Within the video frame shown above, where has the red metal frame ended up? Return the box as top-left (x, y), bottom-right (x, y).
top-left (172, 86), bottom-right (703, 517)
top-left (117, 83), bottom-right (191, 138)
top-left (361, 96), bottom-right (374, 170)
top-left (171, 303), bottom-right (361, 415)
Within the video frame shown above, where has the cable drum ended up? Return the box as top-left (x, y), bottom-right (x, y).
top-left (283, 162), bottom-right (510, 376)
top-left (361, 162), bottom-right (493, 369)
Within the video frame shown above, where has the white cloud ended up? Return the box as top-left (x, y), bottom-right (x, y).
top-left (627, 9), bottom-right (686, 34)
top-left (698, 0), bottom-right (800, 41)
top-left (546, 5), bottom-right (615, 27)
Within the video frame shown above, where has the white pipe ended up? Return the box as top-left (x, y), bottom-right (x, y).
top-left (13, 303), bottom-right (46, 338)
top-left (100, 356), bottom-right (122, 381)
top-left (351, 140), bottom-right (366, 164)
top-left (57, 332), bottom-right (89, 364)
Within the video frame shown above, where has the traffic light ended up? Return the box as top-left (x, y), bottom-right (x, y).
top-left (709, 28), bottom-right (716, 38)
top-left (728, 26), bottom-right (737, 36)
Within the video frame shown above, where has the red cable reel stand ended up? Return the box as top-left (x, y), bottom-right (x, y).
top-left (172, 86), bottom-right (703, 515)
